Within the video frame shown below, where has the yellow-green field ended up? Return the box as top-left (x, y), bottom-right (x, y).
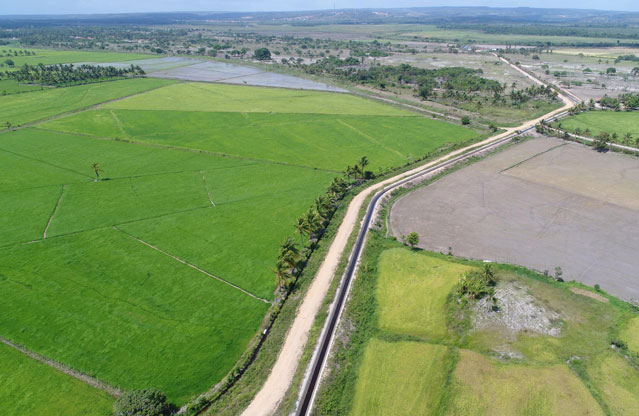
top-left (621, 317), bottom-right (639, 353)
top-left (377, 248), bottom-right (474, 340)
top-left (449, 349), bottom-right (603, 416)
top-left (351, 339), bottom-right (450, 416)
top-left (587, 353), bottom-right (639, 416)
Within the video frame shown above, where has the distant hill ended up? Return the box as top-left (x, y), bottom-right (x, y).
top-left (2, 7), bottom-right (639, 27)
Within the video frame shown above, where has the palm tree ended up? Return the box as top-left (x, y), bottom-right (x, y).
top-left (304, 209), bottom-right (323, 239)
top-left (273, 260), bottom-right (288, 291)
top-left (294, 217), bottom-right (309, 247)
top-left (91, 162), bottom-right (102, 181)
top-left (314, 195), bottom-right (331, 220)
top-left (279, 237), bottom-right (300, 270)
top-left (358, 156), bottom-right (369, 171)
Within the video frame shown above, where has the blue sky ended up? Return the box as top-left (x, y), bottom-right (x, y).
top-left (2, 1), bottom-right (638, 15)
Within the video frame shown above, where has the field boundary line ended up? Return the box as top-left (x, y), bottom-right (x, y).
top-left (113, 226), bottom-right (270, 303)
top-left (335, 119), bottom-right (405, 159)
top-left (499, 142), bottom-right (567, 173)
top-left (43, 184), bottom-right (66, 239)
top-left (0, 80), bottom-right (180, 134)
top-left (32, 126), bottom-right (342, 174)
top-left (0, 146), bottom-right (93, 179)
top-left (0, 336), bottom-right (121, 398)
top-left (109, 110), bottom-right (129, 139)
top-left (200, 171), bottom-right (216, 206)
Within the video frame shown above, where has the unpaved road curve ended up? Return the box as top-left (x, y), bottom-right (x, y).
top-left (242, 59), bottom-right (576, 416)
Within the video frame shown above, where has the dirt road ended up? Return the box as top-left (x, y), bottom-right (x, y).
top-left (241, 59), bottom-right (576, 416)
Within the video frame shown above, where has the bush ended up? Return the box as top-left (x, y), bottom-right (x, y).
top-left (113, 389), bottom-right (176, 416)
top-left (253, 48), bottom-right (271, 61)
top-left (404, 232), bottom-right (419, 248)
top-left (461, 116), bottom-right (470, 125)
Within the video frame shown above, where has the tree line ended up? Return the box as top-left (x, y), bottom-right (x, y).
top-left (2, 63), bottom-right (145, 86)
top-left (273, 157), bottom-right (371, 294)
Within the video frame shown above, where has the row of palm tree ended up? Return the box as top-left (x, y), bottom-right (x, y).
top-left (4, 63), bottom-right (145, 86)
top-left (273, 162), bottom-right (362, 293)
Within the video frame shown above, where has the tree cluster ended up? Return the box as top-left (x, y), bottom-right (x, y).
top-left (455, 264), bottom-right (496, 305)
top-left (3, 63), bottom-right (145, 86)
top-left (599, 92), bottom-right (639, 110)
top-left (1, 49), bottom-right (35, 57)
top-left (113, 389), bottom-right (176, 416)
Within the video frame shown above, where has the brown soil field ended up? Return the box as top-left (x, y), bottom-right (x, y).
top-left (391, 136), bottom-right (639, 303)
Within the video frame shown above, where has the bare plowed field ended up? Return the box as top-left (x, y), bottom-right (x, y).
top-left (391, 137), bottom-right (639, 302)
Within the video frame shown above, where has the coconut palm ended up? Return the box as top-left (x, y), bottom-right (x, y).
top-left (273, 260), bottom-right (288, 291)
top-left (304, 208), bottom-right (323, 239)
top-left (279, 237), bottom-right (300, 270)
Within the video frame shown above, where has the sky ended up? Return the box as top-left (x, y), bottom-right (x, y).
top-left (2, 0), bottom-right (639, 15)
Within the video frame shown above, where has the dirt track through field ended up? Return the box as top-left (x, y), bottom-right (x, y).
top-left (241, 57), bottom-right (576, 416)
top-left (42, 184), bottom-right (65, 239)
top-left (0, 336), bottom-right (121, 397)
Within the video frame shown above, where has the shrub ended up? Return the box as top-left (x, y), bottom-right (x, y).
top-left (113, 389), bottom-right (176, 416)
top-left (253, 48), bottom-right (271, 61)
top-left (461, 116), bottom-right (470, 125)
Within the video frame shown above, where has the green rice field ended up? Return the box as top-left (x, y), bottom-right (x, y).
top-left (0, 343), bottom-right (113, 416)
top-left (0, 78), bottom-right (175, 126)
top-left (102, 82), bottom-right (411, 115)
top-left (43, 109), bottom-right (477, 171)
top-left (316, 233), bottom-right (639, 415)
top-left (560, 111), bottom-right (639, 138)
top-left (1, 71), bottom-right (481, 408)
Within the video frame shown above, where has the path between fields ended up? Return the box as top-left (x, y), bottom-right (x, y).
top-left (241, 75), bottom-right (575, 415)
top-left (546, 126), bottom-right (639, 154)
top-left (42, 184), bottom-right (65, 239)
top-left (113, 226), bottom-right (269, 303)
top-left (0, 336), bottom-right (121, 398)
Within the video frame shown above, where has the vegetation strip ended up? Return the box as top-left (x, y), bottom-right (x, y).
top-left (42, 184), bottom-right (65, 239)
top-left (113, 226), bottom-right (270, 303)
top-left (0, 336), bottom-right (121, 398)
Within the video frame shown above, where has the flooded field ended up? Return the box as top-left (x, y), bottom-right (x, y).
top-left (83, 57), bottom-right (347, 92)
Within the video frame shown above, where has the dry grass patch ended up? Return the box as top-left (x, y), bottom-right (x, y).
top-left (448, 349), bottom-right (604, 416)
